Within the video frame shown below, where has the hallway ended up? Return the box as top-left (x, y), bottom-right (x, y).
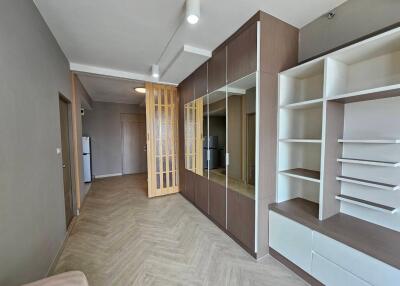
top-left (53, 174), bottom-right (306, 286)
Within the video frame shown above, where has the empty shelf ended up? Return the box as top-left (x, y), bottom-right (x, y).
top-left (336, 194), bottom-right (397, 214)
top-left (338, 158), bottom-right (400, 167)
top-left (280, 168), bottom-right (320, 183)
top-left (280, 139), bottom-right (322, 144)
top-left (336, 176), bottom-right (400, 191)
top-left (338, 139), bottom-right (400, 144)
top-left (281, 98), bottom-right (323, 110)
top-left (328, 84), bottom-right (400, 104)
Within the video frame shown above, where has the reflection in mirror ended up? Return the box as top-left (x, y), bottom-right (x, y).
top-left (201, 95), bottom-right (209, 179)
top-left (227, 73), bottom-right (256, 199)
top-left (184, 97), bottom-right (207, 177)
top-left (207, 87), bottom-right (227, 188)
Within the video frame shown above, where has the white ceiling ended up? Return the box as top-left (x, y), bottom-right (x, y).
top-left (78, 74), bottom-right (145, 105)
top-left (34, 0), bottom-right (346, 103)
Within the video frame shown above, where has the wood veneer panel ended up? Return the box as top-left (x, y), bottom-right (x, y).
top-left (209, 180), bottom-right (226, 228)
top-left (195, 174), bottom-right (209, 214)
top-left (259, 12), bottom-right (298, 74)
top-left (185, 170), bottom-right (195, 203)
top-left (194, 62), bottom-right (208, 99)
top-left (227, 22), bottom-right (257, 84)
top-left (269, 198), bottom-right (400, 270)
top-left (181, 75), bottom-right (194, 104)
top-left (227, 189), bottom-right (255, 252)
top-left (208, 46), bottom-right (226, 93)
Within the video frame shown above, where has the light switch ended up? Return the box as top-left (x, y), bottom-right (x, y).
top-left (56, 148), bottom-right (62, 155)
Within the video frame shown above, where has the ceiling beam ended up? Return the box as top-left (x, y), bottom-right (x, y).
top-left (70, 63), bottom-right (178, 86)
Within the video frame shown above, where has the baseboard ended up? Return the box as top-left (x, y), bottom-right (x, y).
top-left (269, 247), bottom-right (323, 286)
top-left (46, 216), bottom-right (78, 276)
top-left (94, 173), bottom-right (122, 179)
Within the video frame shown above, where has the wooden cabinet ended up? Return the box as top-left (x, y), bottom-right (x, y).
top-left (209, 180), bottom-right (226, 228)
top-left (181, 75), bottom-right (194, 104)
top-left (208, 46), bottom-right (226, 93)
top-left (227, 190), bottom-right (255, 252)
top-left (184, 170), bottom-right (195, 203)
top-left (227, 22), bottom-right (258, 84)
top-left (194, 62), bottom-right (208, 99)
top-left (195, 174), bottom-right (209, 214)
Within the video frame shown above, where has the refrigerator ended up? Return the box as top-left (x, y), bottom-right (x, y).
top-left (82, 137), bottom-right (92, 183)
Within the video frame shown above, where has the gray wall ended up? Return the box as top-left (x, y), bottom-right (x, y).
top-left (299, 0), bottom-right (400, 61)
top-left (0, 1), bottom-right (72, 285)
top-left (82, 102), bottom-right (145, 177)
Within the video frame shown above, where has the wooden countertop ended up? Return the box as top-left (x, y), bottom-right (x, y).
top-left (269, 198), bottom-right (400, 270)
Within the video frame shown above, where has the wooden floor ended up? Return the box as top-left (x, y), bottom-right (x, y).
top-left (53, 174), bottom-right (307, 286)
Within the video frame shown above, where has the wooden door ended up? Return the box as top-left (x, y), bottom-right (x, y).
top-left (59, 97), bottom-right (73, 228)
top-left (146, 83), bottom-right (179, 198)
top-left (121, 114), bottom-right (147, 174)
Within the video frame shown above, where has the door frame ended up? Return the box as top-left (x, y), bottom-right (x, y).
top-left (59, 94), bottom-right (75, 228)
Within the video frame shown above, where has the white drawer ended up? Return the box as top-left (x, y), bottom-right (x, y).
top-left (313, 232), bottom-right (400, 286)
top-left (269, 211), bottom-right (313, 273)
top-left (311, 251), bottom-right (371, 286)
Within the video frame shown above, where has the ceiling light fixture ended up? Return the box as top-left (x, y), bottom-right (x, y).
top-left (152, 64), bottom-right (160, 78)
top-left (134, 87), bottom-right (146, 94)
top-left (186, 0), bottom-right (200, 25)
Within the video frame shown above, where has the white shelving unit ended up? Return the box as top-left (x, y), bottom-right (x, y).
top-left (276, 26), bottom-right (400, 229)
top-left (338, 139), bottom-right (400, 144)
top-left (337, 158), bottom-right (400, 167)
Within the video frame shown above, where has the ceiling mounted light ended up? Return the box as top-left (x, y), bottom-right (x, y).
top-left (186, 0), bottom-right (200, 25)
top-left (134, 87), bottom-right (146, 94)
top-left (152, 64), bottom-right (160, 78)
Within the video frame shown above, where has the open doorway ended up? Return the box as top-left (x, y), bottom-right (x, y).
top-left (58, 95), bottom-right (73, 229)
top-left (121, 113), bottom-right (147, 174)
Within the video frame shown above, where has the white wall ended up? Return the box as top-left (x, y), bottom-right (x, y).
top-left (299, 0), bottom-right (400, 61)
top-left (0, 1), bottom-right (72, 285)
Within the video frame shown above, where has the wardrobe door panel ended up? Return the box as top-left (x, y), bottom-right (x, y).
top-left (227, 189), bottom-right (255, 252)
top-left (227, 22), bottom-right (258, 83)
top-left (194, 62), bottom-right (208, 99)
top-left (208, 46), bottom-right (227, 93)
top-left (209, 180), bottom-right (226, 228)
top-left (182, 75), bottom-right (194, 104)
top-left (195, 174), bottom-right (209, 214)
top-left (185, 170), bottom-right (195, 203)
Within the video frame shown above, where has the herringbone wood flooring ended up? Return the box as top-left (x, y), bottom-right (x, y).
top-left (53, 174), bottom-right (307, 286)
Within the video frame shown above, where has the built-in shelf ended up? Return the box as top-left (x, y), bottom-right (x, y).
top-left (336, 194), bottom-right (397, 214)
top-left (338, 139), bottom-right (400, 144)
top-left (336, 176), bottom-right (400, 191)
top-left (280, 98), bottom-right (323, 110)
top-left (328, 84), bottom-right (400, 104)
top-left (280, 139), bottom-right (322, 144)
top-left (280, 168), bottom-right (320, 183)
top-left (338, 158), bottom-right (400, 167)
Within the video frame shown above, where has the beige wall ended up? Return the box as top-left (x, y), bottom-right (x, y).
top-left (82, 101), bottom-right (145, 177)
top-left (0, 1), bottom-right (72, 285)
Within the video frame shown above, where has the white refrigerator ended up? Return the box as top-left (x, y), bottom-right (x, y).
top-left (82, 137), bottom-right (92, 183)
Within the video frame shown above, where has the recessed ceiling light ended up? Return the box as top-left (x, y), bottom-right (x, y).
top-left (134, 87), bottom-right (146, 94)
top-left (186, 0), bottom-right (200, 25)
top-left (152, 64), bottom-right (160, 78)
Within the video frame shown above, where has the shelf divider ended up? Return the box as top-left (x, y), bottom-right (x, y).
top-left (327, 84), bottom-right (400, 104)
top-left (337, 158), bottom-right (400, 167)
top-left (336, 194), bottom-right (397, 214)
top-left (280, 139), bottom-right (322, 144)
top-left (336, 176), bottom-right (400, 191)
top-left (280, 168), bottom-right (320, 183)
top-left (280, 98), bottom-right (323, 110)
top-left (338, 139), bottom-right (400, 144)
